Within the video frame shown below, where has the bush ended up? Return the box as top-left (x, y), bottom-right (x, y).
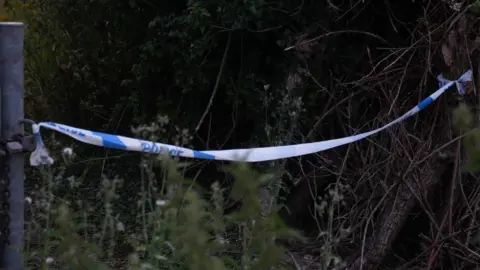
top-left (4, 0), bottom-right (480, 269)
top-left (25, 147), bottom-right (301, 269)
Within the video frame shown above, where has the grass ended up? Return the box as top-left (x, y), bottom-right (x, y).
top-left (23, 150), bottom-right (298, 269)
top-left (0, 0), bottom-right (8, 21)
top-left (1, 1), bottom-right (358, 269)
top-left (0, 0), bottom-right (27, 21)
top-left (19, 118), bottom-right (315, 269)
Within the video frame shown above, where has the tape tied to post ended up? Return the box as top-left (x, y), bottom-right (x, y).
top-left (29, 70), bottom-right (473, 166)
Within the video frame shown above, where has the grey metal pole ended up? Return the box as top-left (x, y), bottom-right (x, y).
top-left (0, 22), bottom-right (25, 270)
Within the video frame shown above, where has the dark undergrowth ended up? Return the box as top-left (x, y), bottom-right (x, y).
top-left (2, 0), bottom-right (480, 269)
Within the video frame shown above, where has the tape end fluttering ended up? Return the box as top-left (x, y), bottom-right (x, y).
top-left (30, 124), bottom-right (54, 166)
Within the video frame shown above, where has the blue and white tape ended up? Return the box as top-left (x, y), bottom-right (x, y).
top-left (29, 70), bottom-right (473, 166)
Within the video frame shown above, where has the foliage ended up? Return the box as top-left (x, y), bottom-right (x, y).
top-left (3, 0), bottom-right (480, 269)
top-left (453, 104), bottom-right (480, 172)
top-left (24, 144), bottom-right (302, 269)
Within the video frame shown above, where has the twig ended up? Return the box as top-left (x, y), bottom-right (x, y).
top-left (448, 141), bottom-right (461, 233)
top-left (195, 32), bottom-right (232, 133)
top-left (284, 30), bottom-right (388, 52)
top-left (404, 128), bottom-right (480, 175)
top-left (305, 90), bottom-right (364, 141)
top-left (286, 250), bottom-right (303, 270)
top-left (387, 50), bottom-right (415, 115)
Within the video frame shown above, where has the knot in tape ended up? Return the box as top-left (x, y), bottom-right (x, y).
top-left (30, 124), bottom-right (54, 166)
top-left (437, 69), bottom-right (473, 95)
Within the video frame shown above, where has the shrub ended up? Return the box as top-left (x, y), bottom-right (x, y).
top-left (25, 147), bottom-right (300, 269)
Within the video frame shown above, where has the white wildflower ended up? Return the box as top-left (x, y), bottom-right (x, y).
top-left (116, 221), bottom-right (125, 232)
top-left (154, 254), bottom-right (168, 261)
top-left (24, 197), bottom-right (32, 204)
top-left (216, 235), bottom-right (228, 244)
top-left (45, 257), bottom-right (54, 264)
top-left (62, 147), bottom-right (73, 157)
top-left (140, 263), bottom-right (154, 269)
top-left (156, 200), bottom-right (166, 206)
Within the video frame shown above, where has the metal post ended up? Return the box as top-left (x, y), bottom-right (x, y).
top-left (0, 22), bottom-right (25, 270)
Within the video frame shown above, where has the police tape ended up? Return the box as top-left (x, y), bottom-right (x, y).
top-left (29, 70), bottom-right (473, 166)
